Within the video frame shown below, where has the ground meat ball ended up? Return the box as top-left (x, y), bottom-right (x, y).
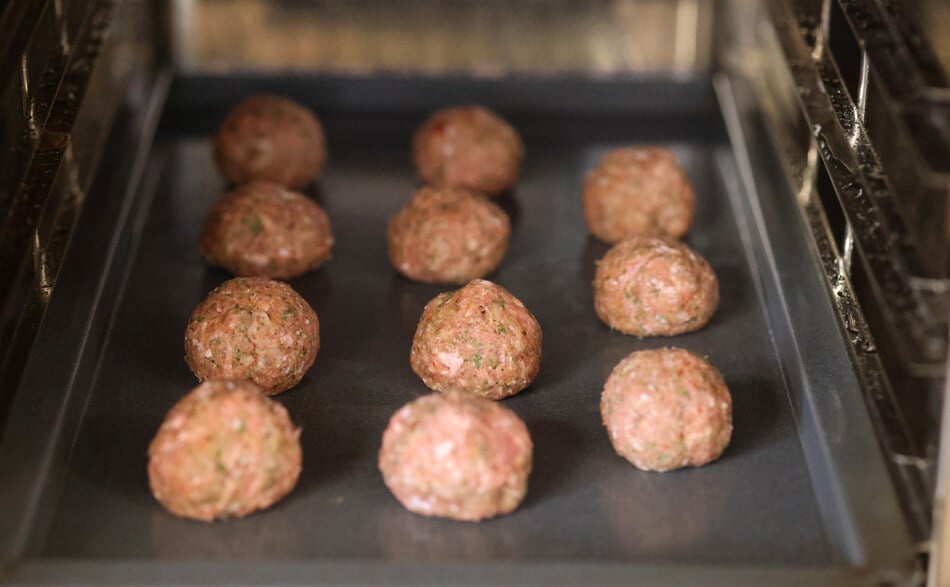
top-left (387, 186), bottom-right (510, 284)
top-left (583, 147), bottom-right (696, 243)
top-left (410, 279), bottom-right (542, 400)
top-left (412, 105), bottom-right (524, 196)
top-left (200, 182), bottom-right (334, 279)
top-left (379, 391), bottom-right (532, 521)
top-left (184, 277), bottom-right (319, 395)
top-left (593, 235), bottom-right (718, 337)
top-left (148, 379), bottom-right (302, 521)
top-left (601, 348), bottom-right (732, 472)
top-left (214, 95), bottom-right (327, 189)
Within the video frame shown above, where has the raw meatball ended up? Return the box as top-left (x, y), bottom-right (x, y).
top-left (214, 95), bottom-right (327, 189)
top-left (583, 147), bottom-right (696, 243)
top-left (411, 279), bottom-right (542, 400)
top-left (601, 348), bottom-right (732, 472)
top-left (379, 391), bottom-right (532, 521)
top-left (387, 186), bottom-right (510, 284)
top-left (593, 235), bottom-right (718, 337)
top-left (148, 379), bottom-right (302, 521)
top-left (412, 105), bottom-right (524, 196)
top-left (184, 277), bottom-right (319, 395)
top-left (201, 182), bottom-right (334, 279)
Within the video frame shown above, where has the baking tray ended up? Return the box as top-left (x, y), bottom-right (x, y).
top-left (0, 74), bottom-right (916, 585)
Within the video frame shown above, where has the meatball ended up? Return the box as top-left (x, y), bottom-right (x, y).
top-left (387, 186), bottom-right (510, 284)
top-left (184, 277), bottom-right (319, 395)
top-left (412, 105), bottom-right (524, 196)
top-left (148, 379), bottom-right (302, 521)
top-left (379, 391), bottom-right (532, 521)
top-left (583, 147), bottom-right (696, 243)
top-left (411, 279), bottom-right (542, 400)
top-left (601, 348), bottom-right (732, 472)
top-left (200, 182), bottom-right (334, 279)
top-left (593, 235), bottom-right (718, 337)
top-left (214, 95), bottom-right (327, 189)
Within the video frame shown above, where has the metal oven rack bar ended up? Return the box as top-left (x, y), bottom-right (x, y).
top-left (721, 0), bottom-right (950, 556)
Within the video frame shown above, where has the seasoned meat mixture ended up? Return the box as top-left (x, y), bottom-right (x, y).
top-left (583, 147), bottom-right (695, 243)
top-left (412, 105), bottom-right (524, 196)
top-left (379, 391), bottom-right (532, 521)
top-left (148, 379), bottom-right (302, 521)
top-left (411, 279), bottom-right (542, 400)
top-left (593, 235), bottom-right (718, 337)
top-left (214, 95), bottom-right (327, 189)
top-left (601, 348), bottom-right (732, 472)
top-left (201, 181), bottom-right (334, 279)
top-left (184, 277), bottom-right (319, 395)
top-left (388, 186), bottom-right (510, 284)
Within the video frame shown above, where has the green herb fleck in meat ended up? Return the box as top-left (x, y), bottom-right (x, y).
top-left (242, 213), bottom-right (263, 235)
top-left (214, 449), bottom-right (227, 474)
top-left (476, 439), bottom-right (490, 459)
top-left (471, 354), bottom-right (483, 368)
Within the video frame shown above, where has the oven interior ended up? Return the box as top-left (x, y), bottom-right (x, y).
top-left (0, 0), bottom-right (948, 584)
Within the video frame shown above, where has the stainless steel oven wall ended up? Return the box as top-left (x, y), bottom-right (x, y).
top-left (0, 0), bottom-right (155, 431)
top-left (718, 0), bottom-right (950, 546)
top-left (165, 0), bottom-right (714, 76)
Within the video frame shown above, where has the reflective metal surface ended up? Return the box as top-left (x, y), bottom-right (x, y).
top-left (931, 368), bottom-right (950, 586)
top-left (719, 0), bottom-right (945, 550)
top-left (765, 0), bottom-right (946, 376)
top-left (168, 0), bottom-right (713, 76)
top-left (0, 0), bottom-right (152, 432)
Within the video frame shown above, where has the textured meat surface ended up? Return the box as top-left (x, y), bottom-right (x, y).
top-left (387, 186), bottom-right (510, 284)
top-left (184, 277), bottom-right (319, 394)
top-left (378, 392), bottom-right (532, 521)
top-left (147, 379), bottom-right (302, 521)
top-left (600, 348), bottom-right (732, 472)
top-left (201, 182), bottom-right (334, 279)
top-left (214, 95), bottom-right (326, 189)
top-left (412, 105), bottom-right (524, 196)
top-left (594, 235), bottom-right (718, 337)
top-left (410, 279), bottom-right (542, 400)
top-left (583, 147), bottom-right (695, 243)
